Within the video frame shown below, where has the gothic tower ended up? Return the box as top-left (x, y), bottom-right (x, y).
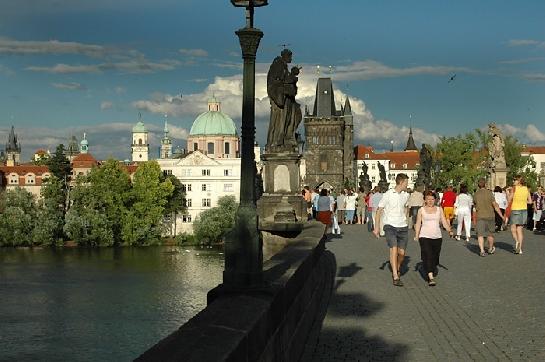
top-left (404, 127), bottom-right (418, 151)
top-left (131, 115), bottom-right (149, 162)
top-left (303, 78), bottom-right (354, 191)
top-left (5, 125), bottom-right (21, 166)
top-left (160, 117), bottom-right (173, 159)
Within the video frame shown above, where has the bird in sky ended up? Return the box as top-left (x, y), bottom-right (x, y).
top-left (448, 74), bottom-right (457, 83)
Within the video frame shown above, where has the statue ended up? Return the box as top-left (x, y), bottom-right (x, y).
top-left (266, 49), bottom-right (302, 152)
top-left (377, 162), bottom-right (389, 192)
top-left (358, 162), bottom-right (372, 193)
top-left (488, 123), bottom-right (506, 170)
top-left (416, 143), bottom-right (432, 189)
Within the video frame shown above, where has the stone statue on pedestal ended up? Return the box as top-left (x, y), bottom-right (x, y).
top-left (377, 162), bottom-right (389, 192)
top-left (486, 123), bottom-right (508, 188)
top-left (358, 162), bottom-right (372, 193)
top-left (416, 143), bottom-right (432, 189)
top-left (266, 49), bottom-right (302, 152)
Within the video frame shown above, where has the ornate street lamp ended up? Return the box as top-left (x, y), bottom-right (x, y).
top-left (222, 0), bottom-right (267, 288)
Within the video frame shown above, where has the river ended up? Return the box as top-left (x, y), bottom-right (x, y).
top-left (0, 246), bottom-right (223, 361)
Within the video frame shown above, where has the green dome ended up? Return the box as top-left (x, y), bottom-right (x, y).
top-left (189, 110), bottom-right (237, 136)
top-left (132, 121), bottom-right (147, 133)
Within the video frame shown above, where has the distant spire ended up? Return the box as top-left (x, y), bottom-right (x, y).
top-left (164, 114), bottom-right (169, 134)
top-left (404, 127), bottom-right (418, 151)
top-left (6, 125), bottom-right (20, 152)
top-left (344, 97), bottom-right (352, 115)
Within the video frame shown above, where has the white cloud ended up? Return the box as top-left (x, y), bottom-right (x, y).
top-left (52, 82), bottom-right (86, 91)
top-left (499, 57), bottom-right (545, 65)
top-left (179, 48), bottom-right (208, 57)
top-left (496, 123), bottom-right (545, 144)
top-left (507, 39), bottom-right (544, 47)
top-left (521, 73), bottom-right (545, 81)
top-left (114, 86), bottom-right (126, 94)
top-left (0, 37), bottom-right (108, 57)
top-left (26, 59), bottom-right (181, 74)
top-left (100, 101), bottom-right (113, 110)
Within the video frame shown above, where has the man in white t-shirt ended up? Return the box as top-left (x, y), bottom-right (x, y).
top-left (374, 173), bottom-right (410, 287)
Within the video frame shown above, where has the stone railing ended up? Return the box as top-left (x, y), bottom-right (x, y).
top-left (136, 221), bottom-right (336, 361)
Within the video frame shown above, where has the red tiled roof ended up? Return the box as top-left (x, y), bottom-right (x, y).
top-left (35, 149), bottom-right (47, 155)
top-left (355, 145), bottom-right (420, 169)
top-left (72, 153), bottom-right (99, 168)
top-left (524, 146), bottom-right (545, 154)
top-left (0, 165), bottom-right (50, 175)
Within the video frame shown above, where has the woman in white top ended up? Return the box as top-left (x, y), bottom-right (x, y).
top-left (344, 189), bottom-right (358, 224)
top-left (493, 186), bottom-right (507, 231)
top-left (454, 184), bottom-right (473, 242)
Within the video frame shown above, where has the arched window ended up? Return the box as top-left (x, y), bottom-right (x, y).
top-left (224, 142), bottom-right (230, 155)
top-left (138, 138), bottom-right (143, 145)
top-left (207, 142), bottom-right (214, 155)
top-left (194, 143), bottom-right (198, 151)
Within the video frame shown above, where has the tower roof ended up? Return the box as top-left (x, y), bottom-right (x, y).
top-left (132, 121), bottom-right (147, 133)
top-left (6, 125), bottom-right (21, 152)
top-left (404, 127), bottom-right (418, 151)
top-left (343, 97), bottom-right (352, 115)
top-left (312, 78), bottom-right (337, 117)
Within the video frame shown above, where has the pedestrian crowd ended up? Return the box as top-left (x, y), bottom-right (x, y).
top-left (303, 176), bottom-right (545, 287)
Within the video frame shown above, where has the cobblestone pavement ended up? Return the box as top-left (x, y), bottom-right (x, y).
top-left (306, 225), bottom-right (545, 361)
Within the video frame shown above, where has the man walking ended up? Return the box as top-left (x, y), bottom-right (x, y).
top-left (374, 174), bottom-right (410, 286)
top-left (441, 185), bottom-right (457, 225)
top-left (474, 178), bottom-right (504, 257)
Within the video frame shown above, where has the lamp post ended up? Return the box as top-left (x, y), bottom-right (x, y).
top-left (222, 0), bottom-right (267, 288)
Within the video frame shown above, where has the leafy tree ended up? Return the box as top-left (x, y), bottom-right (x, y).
top-left (32, 175), bottom-right (65, 246)
top-left (121, 161), bottom-right (174, 245)
top-left (503, 136), bottom-right (539, 190)
top-left (47, 144), bottom-right (72, 184)
top-left (87, 159), bottom-right (132, 244)
top-left (433, 133), bottom-right (486, 190)
top-left (0, 188), bottom-right (36, 246)
top-left (193, 195), bottom-right (238, 244)
top-left (162, 175), bottom-right (186, 237)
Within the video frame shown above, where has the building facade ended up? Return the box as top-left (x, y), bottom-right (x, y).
top-left (132, 118), bottom-right (149, 162)
top-left (303, 77), bottom-right (354, 192)
top-left (522, 146), bottom-right (545, 186)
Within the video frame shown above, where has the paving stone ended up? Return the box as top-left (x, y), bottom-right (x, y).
top-left (305, 225), bottom-right (545, 361)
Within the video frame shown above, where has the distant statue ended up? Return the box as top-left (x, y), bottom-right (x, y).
top-left (378, 162), bottom-right (387, 182)
top-left (362, 161), bottom-right (368, 176)
top-left (488, 123), bottom-right (506, 170)
top-left (359, 162), bottom-right (372, 193)
top-left (266, 49), bottom-right (302, 152)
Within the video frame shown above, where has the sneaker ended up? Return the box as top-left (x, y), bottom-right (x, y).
top-left (455, 235), bottom-right (461, 241)
top-left (428, 279), bottom-right (437, 287)
top-left (488, 246), bottom-right (496, 254)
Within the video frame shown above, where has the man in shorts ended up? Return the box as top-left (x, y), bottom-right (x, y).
top-left (473, 178), bottom-right (504, 257)
top-left (374, 173), bottom-right (410, 286)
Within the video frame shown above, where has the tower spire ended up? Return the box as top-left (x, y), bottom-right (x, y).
top-left (404, 127), bottom-right (418, 151)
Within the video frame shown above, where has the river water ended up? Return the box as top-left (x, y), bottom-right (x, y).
top-left (0, 246), bottom-right (223, 361)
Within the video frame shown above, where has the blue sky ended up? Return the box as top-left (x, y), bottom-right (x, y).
top-left (1, 0), bottom-right (544, 160)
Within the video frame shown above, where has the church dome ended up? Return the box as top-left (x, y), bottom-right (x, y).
top-left (189, 98), bottom-right (237, 136)
top-left (132, 121), bottom-right (147, 133)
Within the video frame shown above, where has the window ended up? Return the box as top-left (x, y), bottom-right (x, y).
top-left (202, 183), bottom-right (207, 191)
top-left (365, 153), bottom-right (369, 159)
top-left (193, 143), bottom-right (198, 151)
top-left (183, 198), bottom-right (192, 207)
top-left (181, 169), bottom-right (192, 177)
top-left (181, 183), bottom-right (192, 192)
top-left (26, 174), bottom-right (35, 184)
top-left (202, 169), bottom-right (210, 176)
top-left (182, 214), bottom-right (192, 223)
top-left (391, 163), bottom-right (396, 169)
top-left (202, 198), bottom-right (211, 207)
top-left (202, 183), bottom-right (211, 192)
top-left (207, 142), bottom-right (214, 155)
top-left (163, 169), bottom-right (172, 176)
top-left (224, 183), bottom-right (233, 192)
top-left (312, 136), bottom-right (318, 144)
top-left (403, 163), bottom-right (408, 169)
top-left (9, 174), bottom-right (18, 184)
top-left (371, 176), bottom-right (376, 182)
top-left (371, 164), bottom-right (376, 170)
top-left (224, 169), bottom-right (232, 176)
top-left (224, 142), bottom-right (230, 155)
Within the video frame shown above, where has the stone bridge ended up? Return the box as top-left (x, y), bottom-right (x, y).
top-left (137, 223), bottom-right (545, 361)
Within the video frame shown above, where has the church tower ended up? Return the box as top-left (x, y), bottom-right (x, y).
top-left (404, 127), bottom-right (418, 151)
top-left (303, 78), bottom-right (354, 191)
top-left (131, 115), bottom-right (149, 162)
top-left (5, 125), bottom-right (21, 166)
top-left (160, 117), bottom-right (173, 159)
top-left (80, 133), bottom-right (89, 154)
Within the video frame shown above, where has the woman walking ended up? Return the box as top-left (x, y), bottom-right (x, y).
top-left (344, 189), bottom-right (357, 224)
top-left (454, 184), bottom-right (473, 243)
top-left (414, 191), bottom-right (452, 286)
top-left (507, 175), bottom-right (532, 254)
top-left (316, 189), bottom-right (332, 234)
top-left (494, 186), bottom-right (507, 231)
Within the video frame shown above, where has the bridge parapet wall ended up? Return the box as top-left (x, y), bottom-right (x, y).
top-left (136, 222), bottom-right (335, 361)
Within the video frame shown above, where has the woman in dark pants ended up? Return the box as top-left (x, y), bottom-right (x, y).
top-left (414, 191), bottom-right (453, 286)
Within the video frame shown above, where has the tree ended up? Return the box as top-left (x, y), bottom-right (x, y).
top-left (193, 195), bottom-right (238, 244)
top-left (504, 136), bottom-right (539, 190)
top-left (433, 133), bottom-right (486, 190)
top-left (32, 175), bottom-right (65, 246)
top-left (162, 175), bottom-right (186, 237)
top-left (47, 144), bottom-right (72, 185)
top-left (0, 188), bottom-right (36, 246)
top-left (121, 161), bottom-right (174, 245)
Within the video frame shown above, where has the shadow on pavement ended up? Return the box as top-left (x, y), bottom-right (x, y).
top-left (494, 241), bottom-right (515, 253)
top-left (378, 256), bottom-right (412, 276)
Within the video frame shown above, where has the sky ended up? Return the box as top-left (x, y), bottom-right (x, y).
top-left (1, 0), bottom-right (545, 160)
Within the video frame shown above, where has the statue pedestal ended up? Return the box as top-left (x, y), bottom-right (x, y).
top-left (488, 168), bottom-right (508, 189)
top-left (257, 152), bottom-right (306, 232)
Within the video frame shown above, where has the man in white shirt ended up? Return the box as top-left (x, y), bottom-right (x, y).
top-left (374, 173), bottom-right (410, 287)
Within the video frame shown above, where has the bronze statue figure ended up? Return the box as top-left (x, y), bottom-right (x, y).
top-left (266, 49), bottom-right (302, 152)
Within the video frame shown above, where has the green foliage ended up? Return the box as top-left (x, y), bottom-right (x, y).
top-left (121, 161), bottom-right (174, 246)
top-left (193, 195), bottom-right (238, 244)
top-left (433, 133), bottom-right (486, 190)
top-left (504, 136), bottom-right (539, 190)
top-left (163, 175), bottom-right (186, 237)
top-left (47, 144), bottom-right (71, 184)
top-left (0, 188), bottom-right (36, 246)
top-left (175, 232), bottom-right (196, 245)
top-left (32, 176), bottom-right (65, 246)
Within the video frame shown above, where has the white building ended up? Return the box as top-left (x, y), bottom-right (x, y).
top-left (522, 146), bottom-right (545, 186)
top-left (132, 116), bottom-right (149, 162)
